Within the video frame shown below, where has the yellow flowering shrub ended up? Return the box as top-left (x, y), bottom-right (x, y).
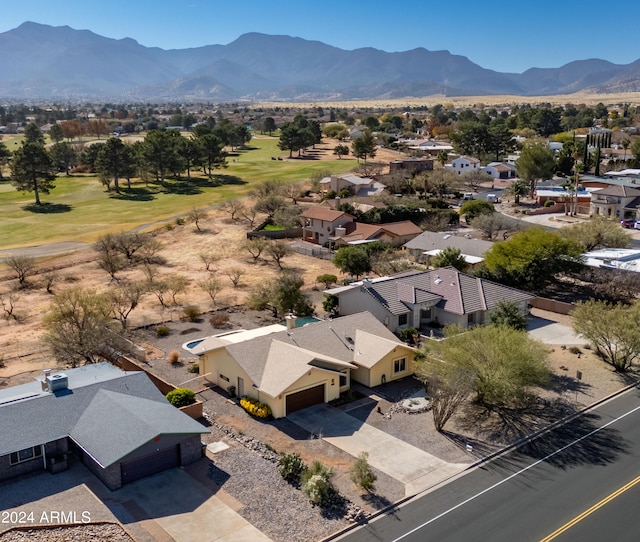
top-left (240, 396), bottom-right (272, 419)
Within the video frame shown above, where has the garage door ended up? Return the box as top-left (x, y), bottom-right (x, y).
top-left (121, 445), bottom-right (179, 485)
top-left (286, 384), bottom-right (325, 415)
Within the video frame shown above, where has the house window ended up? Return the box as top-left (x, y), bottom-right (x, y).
top-left (394, 358), bottom-right (407, 374)
top-left (10, 446), bottom-right (42, 465)
top-left (420, 308), bottom-right (432, 319)
top-left (468, 313), bottom-right (475, 325)
top-left (398, 314), bottom-right (408, 326)
top-left (339, 373), bottom-right (347, 387)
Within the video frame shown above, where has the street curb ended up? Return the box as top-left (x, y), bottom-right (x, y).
top-left (321, 378), bottom-right (640, 541)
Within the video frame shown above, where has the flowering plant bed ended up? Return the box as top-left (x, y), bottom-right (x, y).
top-left (240, 396), bottom-right (273, 419)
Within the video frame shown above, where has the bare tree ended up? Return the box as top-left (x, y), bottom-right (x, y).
top-left (199, 251), bottom-right (219, 271)
top-left (240, 207), bottom-right (259, 229)
top-left (137, 237), bottom-right (164, 266)
top-left (41, 271), bottom-right (57, 294)
top-left (227, 268), bottom-right (245, 288)
top-left (96, 250), bottom-right (126, 280)
top-left (43, 287), bottom-right (113, 367)
top-left (267, 241), bottom-right (292, 270)
top-left (166, 274), bottom-right (190, 306)
top-left (6, 255), bottom-right (36, 287)
top-left (0, 292), bottom-right (19, 320)
top-left (148, 278), bottom-right (170, 308)
top-left (244, 237), bottom-right (269, 263)
top-left (220, 200), bottom-right (244, 221)
top-left (188, 207), bottom-right (208, 233)
top-left (199, 276), bottom-right (223, 305)
top-left (108, 280), bottom-right (147, 330)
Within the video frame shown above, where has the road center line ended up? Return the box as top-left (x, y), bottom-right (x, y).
top-left (391, 401), bottom-right (640, 542)
top-left (539, 473), bottom-right (640, 541)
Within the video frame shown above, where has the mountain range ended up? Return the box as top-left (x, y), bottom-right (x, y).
top-left (1, 22), bottom-right (640, 102)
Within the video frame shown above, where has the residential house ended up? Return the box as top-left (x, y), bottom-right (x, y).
top-left (325, 268), bottom-right (533, 334)
top-left (333, 220), bottom-right (423, 248)
top-left (534, 186), bottom-right (592, 207)
top-left (389, 158), bottom-right (434, 177)
top-left (319, 174), bottom-right (386, 197)
top-left (481, 162), bottom-right (517, 180)
top-left (402, 139), bottom-right (453, 156)
top-left (449, 156), bottom-right (481, 175)
top-left (403, 231), bottom-right (494, 266)
top-left (589, 184), bottom-right (640, 220)
top-left (301, 207), bottom-right (355, 245)
top-left (0, 363), bottom-right (206, 490)
top-left (189, 312), bottom-right (417, 417)
top-left (582, 248), bottom-right (640, 273)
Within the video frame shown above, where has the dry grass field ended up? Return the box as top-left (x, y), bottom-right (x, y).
top-left (257, 91), bottom-right (640, 110)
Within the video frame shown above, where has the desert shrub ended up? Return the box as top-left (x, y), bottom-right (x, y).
top-left (544, 199), bottom-right (556, 207)
top-left (569, 346), bottom-right (582, 355)
top-left (301, 460), bottom-right (335, 506)
top-left (175, 217), bottom-right (185, 225)
top-left (165, 222), bottom-right (174, 231)
top-left (240, 396), bottom-right (272, 419)
top-left (187, 363), bottom-right (199, 374)
top-left (168, 349), bottom-right (181, 364)
top-left (279, 453), bottom-right (306, 485)
top-left (166, 387), bottom-right (196, 408)
top-left (183, 305), bottom-right (202, 322)
top-left (156, 325), bottom-right (170, 337)
top-left (349, 452), bottom-right (377, 492)
top-left (399, 327), bottom-right (419, 345)
top-left (210, 313), bottom-right (230, 328)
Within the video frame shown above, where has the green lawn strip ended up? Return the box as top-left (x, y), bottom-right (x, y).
top-left (0, 136), bottom-right (355, 249)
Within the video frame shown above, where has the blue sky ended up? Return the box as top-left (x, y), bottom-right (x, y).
top-left (2, 0), bottom-right (640, 73)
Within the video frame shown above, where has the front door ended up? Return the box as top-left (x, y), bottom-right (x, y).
top-left (237, 377), bottom-right (244, 397)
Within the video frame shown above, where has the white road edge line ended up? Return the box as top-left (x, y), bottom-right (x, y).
top-left (392, 402), bottom-right (640, 542)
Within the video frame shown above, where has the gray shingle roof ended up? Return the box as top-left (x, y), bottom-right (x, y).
top-left (0, 363), bottom-right (206, 465)
top-left (357, 268), bottom-right (533, 316)
top-left (404, 231), bottom-right (494, 259)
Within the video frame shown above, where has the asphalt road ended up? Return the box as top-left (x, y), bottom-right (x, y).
top-left (339, 387), bottom-right (640, 542)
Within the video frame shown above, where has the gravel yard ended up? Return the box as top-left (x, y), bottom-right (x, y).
top-left (0, 524), bottom-right (134, 542)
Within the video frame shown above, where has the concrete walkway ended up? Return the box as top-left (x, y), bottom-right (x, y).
top-left (288, 404), bottom-right (468, 497)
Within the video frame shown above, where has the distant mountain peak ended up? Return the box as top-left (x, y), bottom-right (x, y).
top-left (0, 22), bottom-right (637, 101)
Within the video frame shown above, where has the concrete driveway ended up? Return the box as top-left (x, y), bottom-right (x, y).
top-left (288, 404), bottom-right (469, 497)
top-left (527, 315), bottom-right (587, 345)
top-left (0, 459), bottom-right (270, 542)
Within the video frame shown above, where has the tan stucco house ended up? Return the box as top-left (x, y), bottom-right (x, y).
top-left (189, 312), bottom-right (417, 418)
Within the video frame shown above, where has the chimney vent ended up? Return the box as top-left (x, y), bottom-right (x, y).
top-left (285, 314), bottom-right (297, 330)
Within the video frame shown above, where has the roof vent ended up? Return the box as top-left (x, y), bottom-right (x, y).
top-left (434, 277), bottom-right (443, 285)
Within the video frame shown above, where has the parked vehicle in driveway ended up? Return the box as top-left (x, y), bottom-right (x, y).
top-left (621, 218), bottom-right (635, 228)
top-left (635, 221), bottom-right (640, 230)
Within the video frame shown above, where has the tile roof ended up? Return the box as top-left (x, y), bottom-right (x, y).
top-left (354, 267), bottom-right (533, 316)
top-left (592, 185), bottom-right (640, 197)
top-left (0, 363), bottom-right (206, 465)
top-left (301, 207), bottom-right (353, 222)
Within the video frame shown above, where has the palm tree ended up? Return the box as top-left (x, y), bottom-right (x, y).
top-left (504, 179), bottom-right (527, 205)
top-left (436, 150), bottom-right (448, 168)
top-left (621, 138), bottom-right (631, 163)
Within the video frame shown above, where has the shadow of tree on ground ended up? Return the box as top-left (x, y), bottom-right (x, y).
top-left (23, 202), bottom-right (72, 213)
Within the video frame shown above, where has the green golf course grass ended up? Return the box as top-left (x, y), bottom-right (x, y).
top-left (0, 136), bottom-right (354, 249)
